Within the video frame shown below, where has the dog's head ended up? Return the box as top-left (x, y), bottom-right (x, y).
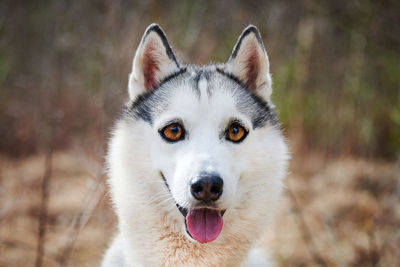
top-left (108, 24), bottom-right (288, 244)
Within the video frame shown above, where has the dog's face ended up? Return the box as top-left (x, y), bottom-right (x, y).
top-left (108, 24), bottom-right (288, 244)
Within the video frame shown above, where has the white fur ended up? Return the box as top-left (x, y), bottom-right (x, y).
top-left (103, 25), bottom-right (289, 267)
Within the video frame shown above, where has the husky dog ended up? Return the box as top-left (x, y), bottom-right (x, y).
top-left (103, 24), bottom-right (288, 266)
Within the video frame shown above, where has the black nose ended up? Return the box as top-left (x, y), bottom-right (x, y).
top-left (190, 175), bottom-right (223, 202)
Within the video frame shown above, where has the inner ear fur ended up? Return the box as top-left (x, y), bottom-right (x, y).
top-left (128, 24), bottom-right (180, 99)
top-left (226, 25), bottom-right (272, 100)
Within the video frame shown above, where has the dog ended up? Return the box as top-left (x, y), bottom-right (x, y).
top-left (102, 23), bottom-right (289, 266)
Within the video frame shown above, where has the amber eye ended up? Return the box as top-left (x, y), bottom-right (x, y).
top-left (226, 123), bottom-right (247, 143)
top-left (161, 123), bottom-right (185, 142)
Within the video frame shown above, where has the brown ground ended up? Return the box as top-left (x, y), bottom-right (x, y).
top-left (0, 149), bottom-right (399, 266)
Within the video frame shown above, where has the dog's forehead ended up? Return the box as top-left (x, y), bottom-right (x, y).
top-left (127, 66), bottom-right (278, 128)
top-left (163, 70), bottom-right (240, 119)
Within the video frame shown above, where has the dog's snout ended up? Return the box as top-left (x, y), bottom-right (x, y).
top-left (190, 175), bottom-right (223, 202)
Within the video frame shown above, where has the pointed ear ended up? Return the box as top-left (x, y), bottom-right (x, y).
top-left (128, 24), bottom-right (180, 100)
top-left (226, 25), bottom-right (272, 100)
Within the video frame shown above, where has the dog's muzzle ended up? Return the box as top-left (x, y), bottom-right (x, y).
top-left (160, 172), bottom-right (226, 243)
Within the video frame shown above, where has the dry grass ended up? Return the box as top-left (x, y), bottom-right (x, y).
top-left (269, 153), bottom-right (399, 266)
top-left (0, 149), bottom-right (399, 266)
top-left (0, 151), bottom-right (115, 267)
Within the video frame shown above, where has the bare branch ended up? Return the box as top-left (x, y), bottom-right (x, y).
top-left (287, 187), bottom-right (329, 267)
top-left (34, 145), bottom-right (53, 267)
top-left (57, 166), bottom-right (107, 267)
top-left (3, 239), bottom-right (58, 264)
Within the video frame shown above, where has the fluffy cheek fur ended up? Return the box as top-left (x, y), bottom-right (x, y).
top-left (107, 118), bottom-right (288, 265)
top-left (212, 126), bottom-right (288, 251)
top-left (107, 119), bottom-right (188, 264)
top-left (232, 125), bottom-right (288, 224)
top-left (107, 119), bottom-right (183, 230)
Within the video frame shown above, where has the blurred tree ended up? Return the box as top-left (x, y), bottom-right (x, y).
top-left (0, 0), bottom-right (399, 158)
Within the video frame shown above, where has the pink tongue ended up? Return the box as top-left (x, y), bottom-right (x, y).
top-left (186, 208), bottom-right (223, 243)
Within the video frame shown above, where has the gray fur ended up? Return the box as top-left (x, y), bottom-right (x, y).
top-left (126, 65), bottom-right (277, 129)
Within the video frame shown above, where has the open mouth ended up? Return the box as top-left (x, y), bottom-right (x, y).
top-left (177, 205), bottom-right (225, 243)
top-left (161, 172), bottom-right (225, 243)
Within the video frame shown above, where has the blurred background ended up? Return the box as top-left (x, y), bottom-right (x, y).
top-left (0, 0), bottom-right (399, 266)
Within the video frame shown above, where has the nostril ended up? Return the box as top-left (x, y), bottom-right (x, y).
top-left (190, 175), bottom-right (223, 202)
top-left (209, 177), bottom-right (223, 201)
top-left (211, 185), bottom-right (221, 194)
top-left (191, 183), bottom-right (203, 194)
top-left (190, 180), bottom-right (205, 201)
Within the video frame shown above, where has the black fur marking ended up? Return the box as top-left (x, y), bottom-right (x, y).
top-left (142, 24), bottom-right (180, 68)
top-left (193, 69), bottom-right (203, 97)
top-left (194, 69), bottom-right (203, 85)
top-left (202, 71), bottom-right (213, 97)
top-left (249, 94), bottom-right (279, 128)
top-left (158, 67), bottom-right (187, 87)
top-left (216, 68), bottom-right (278, 129)
top-left (128, 68), bottom-right (187, 124)
top-left (160, 172), bottom-right (188, 217)
top-left (128, 90), bottom-right (154, 123)
top-left (160, 172), bottom-right (192, 240)
top-left (230, 25), bottom-right (265, 60)
top-left (127, 64), bottom-right (276, 130)
top-left (193, 69), bottom-right (214, 98)
top-left (216, 68), bottom-right (245, 88)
